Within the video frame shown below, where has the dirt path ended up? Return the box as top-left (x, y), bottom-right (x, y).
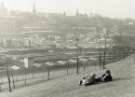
top-left (0, 55), bottom-right (135, 97)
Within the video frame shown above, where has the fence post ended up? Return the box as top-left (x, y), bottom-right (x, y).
top-left (24, 68), bottom-right (27, 87)
top-left (66, 64), bottom-right (69, 75)
top-left (47, 66), bottom-right (50, 80)
top-left (76, 57), bottom-right (79, 74)
top-left (99, 53), bottom-right (102, 69)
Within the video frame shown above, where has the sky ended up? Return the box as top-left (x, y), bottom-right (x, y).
top-left (0, 0), bottom-right (135, 18)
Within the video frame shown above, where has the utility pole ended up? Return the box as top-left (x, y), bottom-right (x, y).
top-left (24, 57), bottom-right (28, 87)
top-left (76, 38), bottom-right (79, 74)
top-left (103, 28), bottom-right (108, 69)
top-left (6, 66), bottom-right (12, 92)
top-left (11, 71), bottom-right (15, 89)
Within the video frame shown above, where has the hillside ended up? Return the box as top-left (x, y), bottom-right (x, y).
top-left (0, 55), bottom-right (135, 97)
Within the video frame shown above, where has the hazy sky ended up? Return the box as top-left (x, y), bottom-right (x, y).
top-left (0, 0), bottom-right (135, 18)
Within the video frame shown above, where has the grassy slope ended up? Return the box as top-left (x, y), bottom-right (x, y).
top-left (0, 55), bottom-right (135, 97)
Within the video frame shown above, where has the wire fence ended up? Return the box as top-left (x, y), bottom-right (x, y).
top-left (0, 49), bottom-right (131, 92)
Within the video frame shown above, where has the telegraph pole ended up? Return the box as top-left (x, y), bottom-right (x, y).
top-left (6, 66), bottom-right (12, 92)
top-left (76, 38), bottom-right (79, 74)
top-left (103, 28), bottom-right (108, 69)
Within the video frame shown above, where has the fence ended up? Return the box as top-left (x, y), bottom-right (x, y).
top-left (0, 49), bottom-right (131, 92)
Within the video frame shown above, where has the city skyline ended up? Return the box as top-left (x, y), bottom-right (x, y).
top-left (0, 0), bottom-right (134, 18)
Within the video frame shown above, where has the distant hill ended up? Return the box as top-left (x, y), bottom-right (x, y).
top-left (0, 12), bottom-right (135, 49)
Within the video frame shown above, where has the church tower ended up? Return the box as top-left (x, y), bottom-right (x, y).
top-left (32, 3), bottom-right (36, 14)
top-left (76, 9), bottom-right (80, 16)
top-left (0, 2), bottom-right (8, 16)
